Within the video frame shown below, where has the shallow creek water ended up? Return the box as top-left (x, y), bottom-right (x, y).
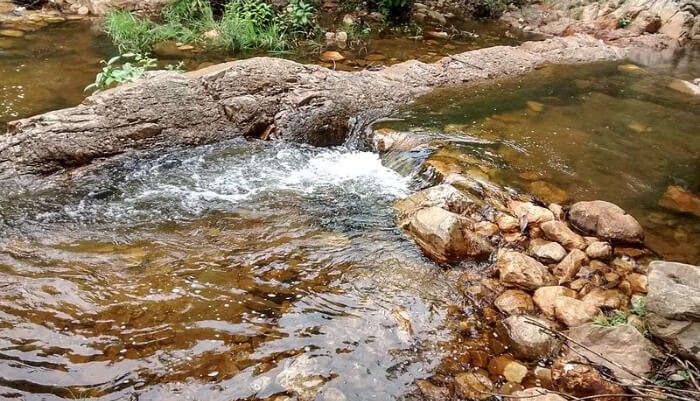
top-left (1, 20), bottom-right (699, 400)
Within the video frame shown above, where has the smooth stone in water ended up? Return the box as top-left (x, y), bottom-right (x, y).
top-left (0, 29), bottom-right (24, 37)
top-left (569, 200), bottom-right (643, 244)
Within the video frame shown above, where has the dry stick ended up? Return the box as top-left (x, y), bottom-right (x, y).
top-left (667, 353), bottom-right (700, 393)
top-left (521, 317), bottom-right (700, 401)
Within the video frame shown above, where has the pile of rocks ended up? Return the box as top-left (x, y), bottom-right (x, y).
top-left (383, 126), bottom-right (700, 399)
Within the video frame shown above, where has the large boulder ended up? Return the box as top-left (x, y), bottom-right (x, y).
top-left (406, 206), bottom-right (491, 264)
top-left (646, 260), bottom-right (700, 363)
top-left (500, 315), bottom-right (562, 360)
top-left (569, 201), bottom-right (644, 244)
top-left (566, 323), bottom-right (661, 384)
top-left (497, 251), bottom-right (556, 290)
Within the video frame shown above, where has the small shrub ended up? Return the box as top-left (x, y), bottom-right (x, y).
top-left (85, 53), bottom-right (157, 92)
top-left (216, 1), bottom-right (288, 52)
top-left (472, 0), bottom-right (507, 19)
top-left (375, 0), bottom-right (413, 19)
top-left (631, 296), bottom-right (646, 316)
top-left (618, 16), bottom-right (631, 28)
top-left (593, 310), bottom-right (628, 326)
top-left (286, 0), bottom-right (317, 34)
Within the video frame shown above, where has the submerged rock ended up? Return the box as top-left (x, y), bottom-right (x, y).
top-left (497, 251), bottom-right (556, 290)
top-left (454, 371), bottom-right (493, 400)
top-left (658, 185), bottom-right (700, 216)
top-left (569, 201), bottom-right (644, 244)
top-left (406, 206), bottom-right (491, 264)
top-left (646, 260), bottom-right (700, 363)
top-left (668, 79), bottom-right (700, 96)
top-left (529, 181), bottom-right (570, 204)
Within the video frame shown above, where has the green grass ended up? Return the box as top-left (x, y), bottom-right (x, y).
top-left (215, 1), bottom-right (288, 52)
top-left (105, 10), bottom-right (164, 53)
top-left (593, 310), bottom-right (628, 326)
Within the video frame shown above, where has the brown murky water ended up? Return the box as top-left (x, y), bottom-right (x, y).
top-left (375, 57), bottom-right (700, 264)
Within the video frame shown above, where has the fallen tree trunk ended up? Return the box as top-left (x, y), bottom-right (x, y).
top-left (0, 34), bottom-right (627, 179)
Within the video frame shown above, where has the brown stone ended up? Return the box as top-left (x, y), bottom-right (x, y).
top-left (416, 380), bottom-right (450, 401)
top-left (569, 201), bottom-right (644, 244)
top-left (582, 288), bottom-right (627, 310)
top-left (533, 286), bottom-right (576, 316)
top-left (320, 51), bottom-right (345, 62)
top-left (454, 371), bottom-right (493, 400)
top-left (508, 200), bottom-right (555, 225)
top-left (498, 251), bottom-right (556, 290)
top-left (529, 238), bottom-right (567, 263)
top-left (554, 249), bottom-right (587, 284)
top-left (551, 356), bottom-right (625, 401)
top-left (529, 181), bottom-right (570, 204)
top-left (626, 273), bottom-right (647, 293)
top-left (540, 221), bottom-right (586, 250)
top-left (495, 289), bottom-right (535, 315)
top-left (658, 185), bottom-right (700, 217)
top-left (474, 221), bottom-right (499, 236)
top-left (497, 213), bottom-right (520, 232)
top-left (553, 297), bottom-right (599, 327)
top-left (585, 241), bottom-right (612, 260)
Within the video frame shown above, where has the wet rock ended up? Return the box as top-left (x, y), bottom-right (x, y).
top-left (585, 241), bottom-right (612, 260)
top-left (497, 251), bottom-right (556, 290)
top-left (668, 79), bottom-right (700, 96)
top-left (416, 380), bottom-right (449, 401)
top-left (554, 249), bottom-right (587, 284)
top-left (507, 387), bottom-right (566, 401)
top-left (407, 206), bottom-right (491, 264)
top-left (566, 323), bottom-right (661, 384)
top-left (554, 296), bottom-right (599, 327)
top-left (508, 200), bottom-right (555, 225)
top-left (533, 286), bottom-right (576, 316)
top-left (646, 260), bottom-right (700, 363)
top-left (569, 201), bottom-right (644, 244)
top-left (394, 184), bottom-right (475, 227)
top-left (488, 355), bottom-right (528, 383)
top-left (526, 100), bottom-right (544, 112)
top-left (548, 203), bottom-right (565, 221)
top-left (495, 289), bottom-right (535, 315)
top-left (581, 288), bottom-right (627, 310)
top-left (0, 29), bottom-right (24, 37)
top-left (529, 238), bottom-right (567, 263)
top-left (529, 181), bottom-right (570, 204)
top-left (371, 128), bottom-right (423, 152)
top-left (658, 185), bottom-right (700, 216)
top-left (474, 221), bottom-right (499, 237)
top-left (454, 371), bottom-right (493, 400)
top-left (540, 221), bottom-right (586, 250)
top-left (426, 31), bottom-right (448, 39)
top-left (617, 63), bottom-right (645, 75)
top-left (551, 356), bottom-right (625, 401)
top-left (320, 51), bottom-right (344, 62)
top-left (501, 315), bottom-right (561, 360)
top-left (496, 213), bottom-right (520, 232)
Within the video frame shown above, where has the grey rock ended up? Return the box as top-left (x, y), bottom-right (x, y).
top-left (646, 260), bottom-right (700, 363)
top-left (501, 315), bottom-right (561, 360)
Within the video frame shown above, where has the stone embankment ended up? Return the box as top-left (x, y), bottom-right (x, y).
top-left (0, 34), bottom-right (627, 179)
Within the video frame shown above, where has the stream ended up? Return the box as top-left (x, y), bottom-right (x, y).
top-left (0, 18), bottom-right (699, 401)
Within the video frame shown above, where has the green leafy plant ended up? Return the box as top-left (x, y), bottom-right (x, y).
top-left (593, 310), bottom-right (628, 326)
top-left (286, 0), bottom-right (316, 34)
top-left (619, 16), bottom-right (631, 28)
top-left (216, 0), bottom-right (288, 52)
top-left (344, 21), bottom-right (372, 43)
top-left (375, 0), bottom-right (413, 19)
top-left (165, 61), bottom-right (187, 71)
top-left (472, 0), bottom-right (507, 19)
top-left (631, 296), bottom-right (646, 316)
top-left (85, 53), bottom-right (157, 92)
